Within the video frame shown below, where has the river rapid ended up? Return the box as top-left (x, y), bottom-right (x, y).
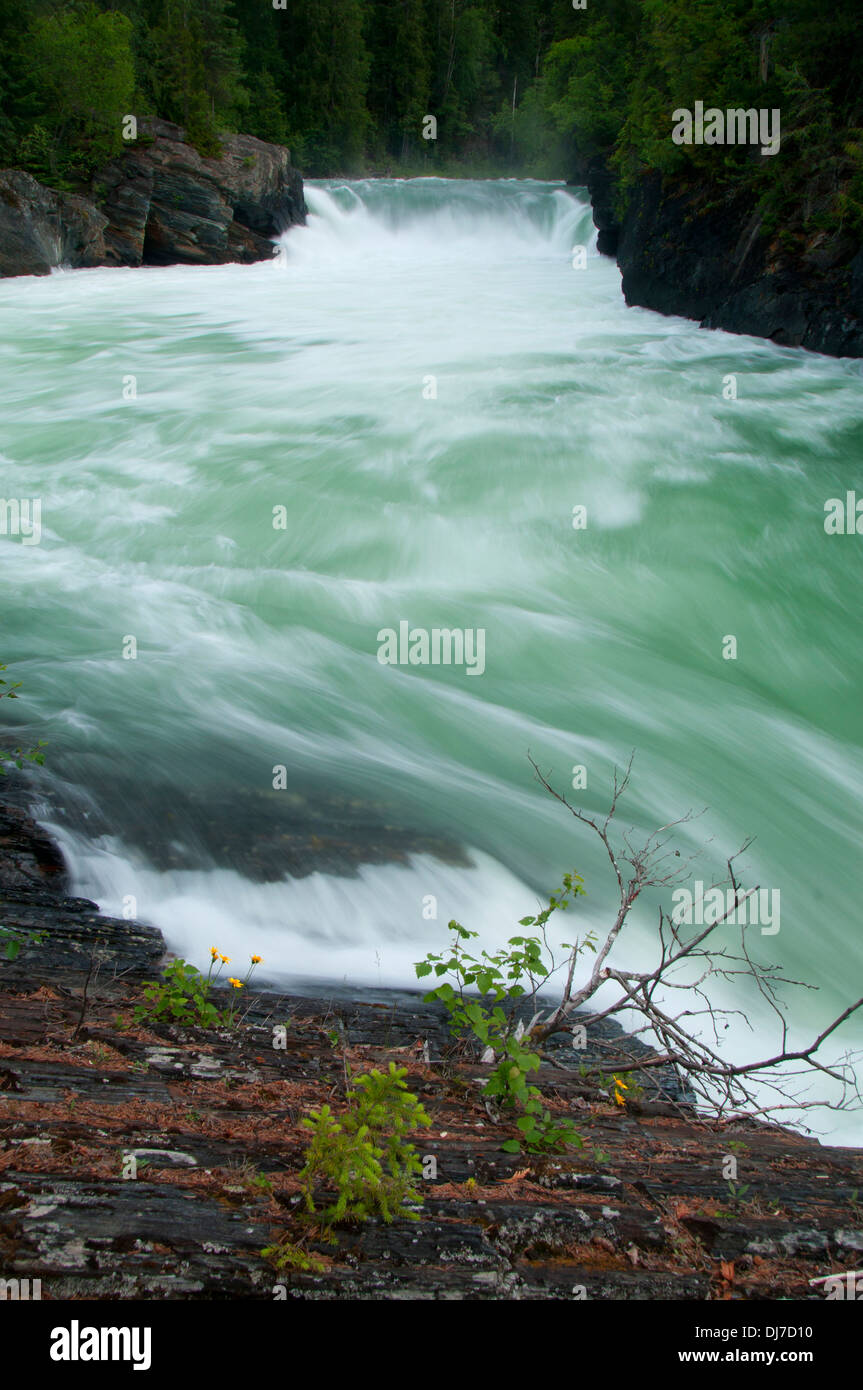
top-left (2, 177), bottom-right (862, 1138)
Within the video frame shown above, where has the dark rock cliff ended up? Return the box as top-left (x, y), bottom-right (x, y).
top-left (0, 172), bottom-right (108, 279)
top-left (584, 164), bottom-right (863, 358)
top-left (0, 120), bottom-right (305, 279)
top-left (96, 119), bottom-right (306, 269)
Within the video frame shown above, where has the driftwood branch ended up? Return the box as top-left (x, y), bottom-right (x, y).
top-left (518, 757), bottom-right (863, 1126)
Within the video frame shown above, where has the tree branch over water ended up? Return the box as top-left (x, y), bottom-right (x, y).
top-left (523, 756), bottom-right (863, 1125)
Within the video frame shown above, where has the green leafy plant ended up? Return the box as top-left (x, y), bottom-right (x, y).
top-left (483, 1034), bottom-right (583, 1154)
top-left (261, 1237), bottom-right (326, 1274)
top-left (135, 957), bottom-right (226, 1028)
top-left (415, 873), bottom-right (591, 1153)
top-left (134, 948), bottom-right (260, 1029)
top-left (0, 924), bottom-right (46, 961)
top-left (498, 1086), bottom-right (582, 1154)
top-left (721, 1179), bottom-right (752, 1212)
top-left (299, 1063), bottom-right (431, 1228)
top-left (0, 664), bottom-right (47, 773)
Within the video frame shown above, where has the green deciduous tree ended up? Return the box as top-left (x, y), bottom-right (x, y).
top-left (27, 2), bottom-right (136, 176)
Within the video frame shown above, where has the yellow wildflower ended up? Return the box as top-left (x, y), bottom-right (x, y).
top-left (613, 1077), bottom-right (628, 1106)
top-left (219, 954), bottom-right (230, 964)
top-left (251, 955), bottom-right (262, 965)
top-left (228, 978), bottom-right (243, 989)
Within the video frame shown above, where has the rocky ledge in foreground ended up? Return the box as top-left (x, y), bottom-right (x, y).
top-left (1, 800), bottom-right (861, 1300)
top-left (0, 119), bottom-right (306, 279)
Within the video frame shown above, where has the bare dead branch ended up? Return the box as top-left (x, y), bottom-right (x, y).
top-left (517, 758), bottom-right (863, 1128)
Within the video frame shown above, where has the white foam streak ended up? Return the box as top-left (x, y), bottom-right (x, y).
top-left (49, 823), bottom-right (541, 989)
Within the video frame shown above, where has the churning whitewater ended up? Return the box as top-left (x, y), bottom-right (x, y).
top-left (2, 178), bottom-right (863, 1137)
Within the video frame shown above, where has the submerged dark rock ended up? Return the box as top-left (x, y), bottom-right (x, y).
top-left (27, 773), bottom-right (473, 884)
top-left (0, 801), bottom-right (163, 977)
